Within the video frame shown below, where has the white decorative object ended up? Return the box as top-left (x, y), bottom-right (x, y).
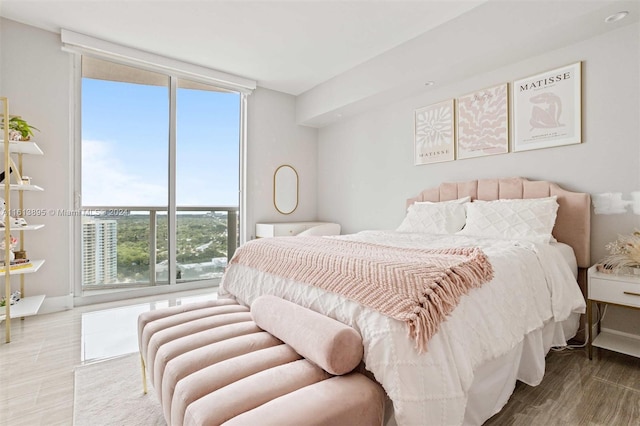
top-left (631, 192), bottom-right (640, 215)
top-left (591, 192), bottom-right (640, 215)
top-left (0, 249), bottom-right (15, 262)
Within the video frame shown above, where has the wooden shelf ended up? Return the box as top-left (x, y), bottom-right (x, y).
top-left (0, 259), bottom-right (45, 276)
top-left (0, 140), bottom-right (43, 155)
top-left (0, 294), bottom-right (45, 322)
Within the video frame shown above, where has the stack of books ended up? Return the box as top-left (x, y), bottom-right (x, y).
top-left (0, 258), bottom-right (32, 273)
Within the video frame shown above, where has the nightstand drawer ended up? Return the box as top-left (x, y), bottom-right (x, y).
top-left (589, 276), bottom-right (640, 308)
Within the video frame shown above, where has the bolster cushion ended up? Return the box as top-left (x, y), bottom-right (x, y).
top-left (251, 295), bottom-right (363, 375)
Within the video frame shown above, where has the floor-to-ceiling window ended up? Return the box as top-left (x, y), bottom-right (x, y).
top-left (79, 56), bottom-right (240, 292)
top-left (175, 79), bottom-right (240, 282)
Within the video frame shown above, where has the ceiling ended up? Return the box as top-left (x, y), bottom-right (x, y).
top-left (0, 0), bottom-right (486, 95)
top-left (1, 0), bottom-right (638, 127)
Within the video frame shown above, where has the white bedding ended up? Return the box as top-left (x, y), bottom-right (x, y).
top-left (552, 241), bottom-right (578, 278)
top-left (220, 231), bottom-right (586, 426)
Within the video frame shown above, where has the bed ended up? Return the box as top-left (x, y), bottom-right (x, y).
top-left (220, 177), bottom-right (591, 426)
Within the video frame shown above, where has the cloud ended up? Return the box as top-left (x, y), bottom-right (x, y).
top-left (82, 139), bottom-right (166, 206)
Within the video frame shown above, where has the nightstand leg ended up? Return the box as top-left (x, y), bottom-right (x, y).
top-left (587, 300), bottom-right (593, 360)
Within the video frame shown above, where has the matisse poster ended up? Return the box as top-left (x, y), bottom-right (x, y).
top-left (414, 99), bottom-right (455, 165)
top-left (456, 83), bottom-right (509, 159)
top-left (513, 62), bottom-right (581, 152)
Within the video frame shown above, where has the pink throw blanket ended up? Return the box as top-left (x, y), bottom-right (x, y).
top-left (229, 237), bottom-right (493, 352)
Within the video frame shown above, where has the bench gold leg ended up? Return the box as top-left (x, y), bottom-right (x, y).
top-left (141, 353), bottom-right (148, 394)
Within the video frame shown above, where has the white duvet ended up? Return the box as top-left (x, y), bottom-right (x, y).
top-left (220, 231), bottom-right (586, 426)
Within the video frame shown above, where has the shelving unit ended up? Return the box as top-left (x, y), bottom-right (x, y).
top-left (0, 97), bottom-right (45, 343)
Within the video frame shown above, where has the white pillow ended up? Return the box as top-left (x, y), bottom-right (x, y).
top-left (397, 200), bottom-right (467, 234)
top-left (414, 196), bottom-right (471, 206)
top-left (456, 196), bottom-right (559, 243)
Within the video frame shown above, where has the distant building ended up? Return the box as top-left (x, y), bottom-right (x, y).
top-left (82, 218), bottom-right (117, 285)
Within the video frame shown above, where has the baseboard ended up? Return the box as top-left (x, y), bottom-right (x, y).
top-left (73, 279), bottom-right (220, 307)
top-left (40, 294), bottom-right (74, 314)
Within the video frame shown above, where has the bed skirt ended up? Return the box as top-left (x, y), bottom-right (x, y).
top-left (382, 312), bottom-right (580, 426)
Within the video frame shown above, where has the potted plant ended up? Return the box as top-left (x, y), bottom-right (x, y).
top-left (1, 116), bottom-right (39, 141)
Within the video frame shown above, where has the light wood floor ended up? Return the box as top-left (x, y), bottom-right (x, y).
top-left (1, 291), bottom-right (639, 426)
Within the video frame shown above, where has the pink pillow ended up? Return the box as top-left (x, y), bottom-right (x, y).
top-left (251, 295), bottom-right (363, 375)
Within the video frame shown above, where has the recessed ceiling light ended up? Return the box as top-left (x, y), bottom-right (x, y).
top-left (605, 11), bottom-right (628, 23)
top-left (425, 81), bottom-right (435, 87)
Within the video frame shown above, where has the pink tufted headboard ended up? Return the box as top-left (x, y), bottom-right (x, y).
top-left (406, 177), bottom-right (591, 269)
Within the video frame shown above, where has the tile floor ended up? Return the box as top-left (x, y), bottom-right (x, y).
top-left (0, 288), bottom-right (218, 425)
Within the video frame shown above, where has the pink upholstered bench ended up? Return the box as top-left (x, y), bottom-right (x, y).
top-left (138, 295), bottom-right (385, 426)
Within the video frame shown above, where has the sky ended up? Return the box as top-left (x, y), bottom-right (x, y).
top-left (81, 78), bottom-right (240, 208)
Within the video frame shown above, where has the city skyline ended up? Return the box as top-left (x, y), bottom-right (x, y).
top-left (81, 212), bottom-right (229, 285)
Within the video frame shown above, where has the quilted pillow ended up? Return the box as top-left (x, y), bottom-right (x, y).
top-left (414, 196), bottom-right (471, 206)
top-left (397, 198), bottom-right (468, 234)
top-left (457, 196), bottom-right (559, 243)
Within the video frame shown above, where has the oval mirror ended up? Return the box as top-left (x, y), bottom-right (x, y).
top-left (274, 165), bottom-right (298, 215)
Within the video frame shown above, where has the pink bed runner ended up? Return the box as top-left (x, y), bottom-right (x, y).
top-left (229, 237), bottom-right (493, 352)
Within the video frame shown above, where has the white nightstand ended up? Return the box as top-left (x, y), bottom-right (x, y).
top-left (587, 265), bottom-right (640, 360)
top-left (255, 222), bottom-right (340, 238)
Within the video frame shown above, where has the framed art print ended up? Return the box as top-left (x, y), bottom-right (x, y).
top-left (513, 62), bottom-right (582, 152)
top-left (456, 83), bottom-right (509, 159)
top-left (414, 99), bottom-right (455, 165)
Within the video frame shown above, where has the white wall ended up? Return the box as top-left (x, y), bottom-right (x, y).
top-left (246, 87), bottom-right (318, 239)
top-left (1, 19), bottom-right (73, 312)
top-left (317, 23), bottom-right (640, 335)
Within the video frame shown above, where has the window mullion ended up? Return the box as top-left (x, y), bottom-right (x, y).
top-left (168, 76), bottom-right (178, 285)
